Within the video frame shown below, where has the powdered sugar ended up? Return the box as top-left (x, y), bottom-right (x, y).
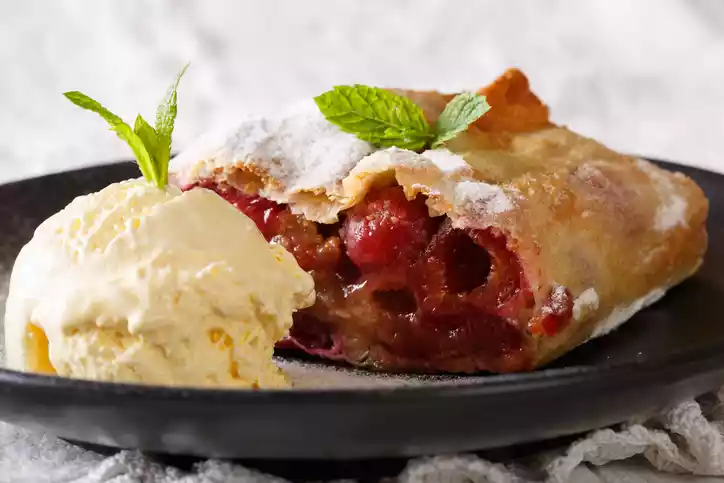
top-left (420, 148), bottom-right (474, 178)
top-left (548, 285), bottom-right (569, 311)
top-left (454, 180), bottom-right (514, 215)
top-left (655, 195), bottom-right (688, 231)
top-left (350, 146), bottom-right (427, 173)
top-left (171, 102), bottom-right (375, 193)
top-left (172, 111), bottom-right (516, 223)
top-left (634, 159), bottom-right (689, 231)
top-left (573, 287), bottom-right (600, 321)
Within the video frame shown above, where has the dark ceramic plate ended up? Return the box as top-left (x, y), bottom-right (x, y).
top-left (0, 160), bottom-right (723, 460)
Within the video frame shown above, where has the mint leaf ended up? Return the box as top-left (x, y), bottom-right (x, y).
top-left (154, 63), bottom-right (188, 186)
top-left (313, 85), bottom-right (492, 151)
top-left (432, 92), bottom-right (490, 148)
top-left (63, 91), bottom-right (157, 184)
top-left (314, 85), bottom-right (434, 150)
top-left (133, 114), bottom-right (161, 179)
top-left (63, 65), bottom-right (188, 189)
top-left (133, 115), bottom-right (159, 158)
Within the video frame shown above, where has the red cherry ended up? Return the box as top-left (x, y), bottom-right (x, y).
top-left (341, 187), bottom-right (437, 272)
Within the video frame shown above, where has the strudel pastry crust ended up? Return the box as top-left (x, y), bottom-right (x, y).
top-left (171, 69), bottom-right (707, 372)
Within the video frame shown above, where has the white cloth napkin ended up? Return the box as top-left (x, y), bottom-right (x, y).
top-left (2, 388), bottom-right (724, 483)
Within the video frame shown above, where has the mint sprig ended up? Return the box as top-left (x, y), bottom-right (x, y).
top-left (432, 92), bottom-right (491, 148)
top-left (314, 85), bottom-right (434, 150)
top-left (314, 85), bottom-right (490, 151)
top-left (63, 64), bottom-right (188, 188)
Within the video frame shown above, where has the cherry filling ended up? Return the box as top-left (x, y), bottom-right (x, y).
top-left (189, 181), bottom-right (569, 373)
top-left (341, 187), bottom-right (439, 273)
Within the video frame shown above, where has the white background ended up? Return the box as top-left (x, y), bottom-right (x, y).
top-left (1, 0), bottom-right (723, 183)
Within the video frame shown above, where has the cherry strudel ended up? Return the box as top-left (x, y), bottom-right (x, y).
top-left (170, 69), bottom-right (708, 373)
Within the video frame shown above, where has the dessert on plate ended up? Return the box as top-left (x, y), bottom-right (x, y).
top-left (4, 67), bottom-right (314, 388)
top-left (171, 68), bottom-right (708, 374)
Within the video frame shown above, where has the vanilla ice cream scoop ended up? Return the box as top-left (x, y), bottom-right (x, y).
top-left (4, 179), bottom-right (315, 388)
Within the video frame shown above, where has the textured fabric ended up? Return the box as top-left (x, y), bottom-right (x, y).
top-left (2, 389), bottom-right (724, 482)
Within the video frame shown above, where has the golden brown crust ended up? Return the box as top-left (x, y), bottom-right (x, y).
top-left (476, 68), bottom-right (552, 133)
top-left (391, 72), bottom-right (707, 365)
top-left (170, 69), bottom-right (709, 369)
top-left (396, 68), bottom-right (551, 134)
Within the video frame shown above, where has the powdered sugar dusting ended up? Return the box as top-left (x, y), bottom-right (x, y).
top-left (350, 147), bottom-right (428, 173)
top-left (233, 104), bottom-right (375, 193)
top-left (655, 194), bottom-right (688, 231)
top-left (572, 287), bottom-right (600, 321)
top-left (539, 285), bottom-right (570, 319)
top-left (454, 180), bottom-right (513, 215)
top-left (634, 159), bottom-right (689, 232)
top-left (277, 357), bottom-right (486, 389)
top-left (172, 103), bottom-right (516, 223)
top-left (421, 148), bottom-right (474, 178)
top-left (171, 102), bottom-right (375, 193)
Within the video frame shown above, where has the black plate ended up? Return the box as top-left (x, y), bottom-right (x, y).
top-left (0, 160), bottom-right (723, 460)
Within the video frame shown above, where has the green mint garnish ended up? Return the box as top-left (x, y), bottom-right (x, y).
top-left (432, 91), bottom-right (491, 148)
top-left (314, 85), bottom-right (434, 150)
top-left (314, 85), bottom-right (490, 151)
top-left (63, 64), bottom-right (189, 188)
